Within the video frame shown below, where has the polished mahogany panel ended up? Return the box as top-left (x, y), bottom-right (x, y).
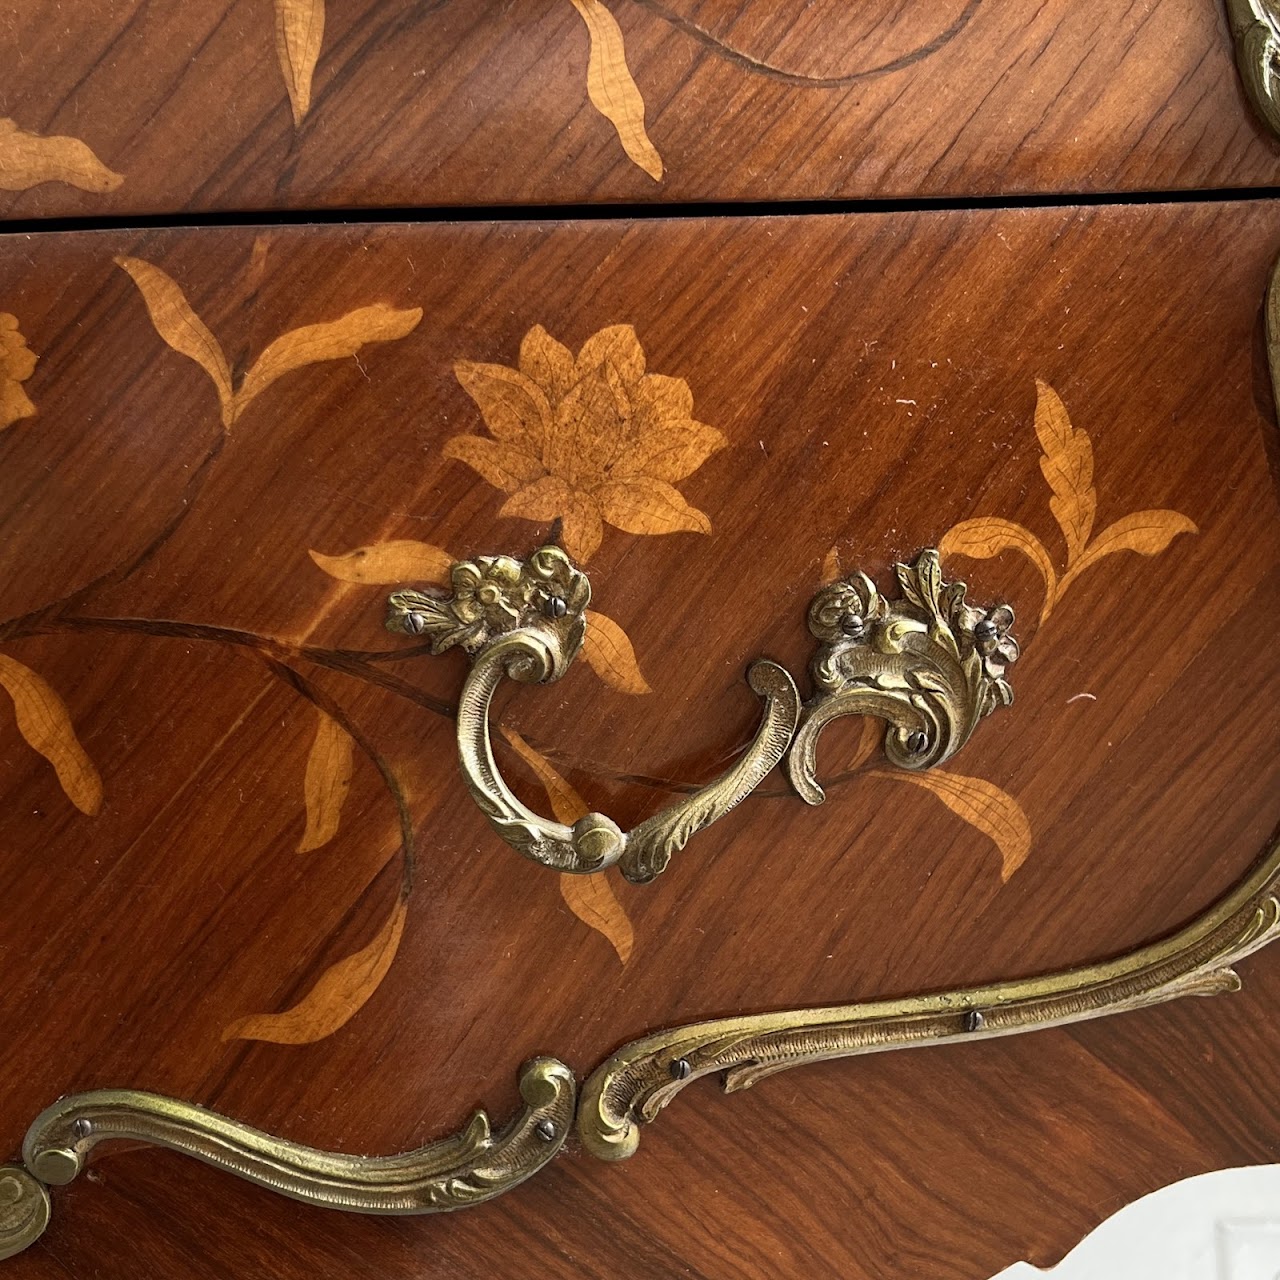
top-left (1, 0), bottom-right (1277, 219)
top-left (0, 201), bottom-right (1278, 1276)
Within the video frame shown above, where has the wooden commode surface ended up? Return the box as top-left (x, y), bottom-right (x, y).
top-left (2, 4), bottom-right (1280, 1278)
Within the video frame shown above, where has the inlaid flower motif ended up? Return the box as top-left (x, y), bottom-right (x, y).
top-left (0, 313), bottom-right (37, 430)
top-left (444, 324), bottom-right (727, 562)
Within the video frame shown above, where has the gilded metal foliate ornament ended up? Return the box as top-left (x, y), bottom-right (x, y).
top-left (1228, 0), bottom-right (1280, 138)
top-left (387, 545), bottom-right (801, 882)
top-left (0, 1058), bottom-right (574, 1258)
top-left (577, 840), bottom-right (1280, 1161)
top-left (787, 549), bottom-right (1018, 804)
top-left (0, 1166), bottom-right (49, 1262)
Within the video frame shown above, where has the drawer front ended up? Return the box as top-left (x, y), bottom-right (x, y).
top-left (1, 1), bottom-right (1276, 219)
top-left (0, 204), bottom-right (1279, 1276)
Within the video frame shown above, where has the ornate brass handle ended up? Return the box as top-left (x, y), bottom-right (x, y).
top-left (8, 537), bottom-right (1280, 1261)
top-left (385, 546), bottom-right (802, 883)
top-left (1228, 0), bottom-right (1280, 137)
top-left (787, 549), bottom-right (1019, 803)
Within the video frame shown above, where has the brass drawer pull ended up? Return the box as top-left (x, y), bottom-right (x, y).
top-left (384, 545), bottom-right (1018, 877)
top-left (788, 549), bottom-right (1019, 804)
top-left (385, 546), bottom-right (801, 883)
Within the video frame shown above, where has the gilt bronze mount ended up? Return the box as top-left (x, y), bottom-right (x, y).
top-left (386, 545), bottom-right (802, 882)
top-left (788, 549), bottom-right (1018, 803)
top-left (4, 523), bottom-right (1278, 1258)
top-left (1229, 0), bottom-right (1280, 137)
top-left (6, 839), bottom-right (1279, 1260)
top-left (383, 544), bottom-right (1017, 879)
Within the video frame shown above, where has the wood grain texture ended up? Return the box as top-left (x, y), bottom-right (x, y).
top-left (1, 0), bottom-right (1278, 218)
top-left (0, 203), bottom-right (1277, 1276)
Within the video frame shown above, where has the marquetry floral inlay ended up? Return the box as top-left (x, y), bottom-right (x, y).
top-left (0, 310), bottom-right (103, 814)
top-left (0, 314), bottom-right (37, 431)
top-left (569, 0), bottom-right (663, 180)
top-left (274, 0), bottom-right (325, 126)
top-left (445, 324), bottom-right (726, 562)
top-left (858, 377), bottom-right (1198, 882)
top-left (941, 381), bottom-right (1197, 624)
top-left (115, 256), bottom-right (422, 431)
top-left (0, 655), bottom-right (102, 818)
top-left (261, 0), bottom-right (662, 176)
top-left (297, 707), bottom-right (354, 854)
top-left (504, 728), bottom-right (634, 963)
top-left (224, 899), bottom-right (408, 1045)
top-left (0, 118), bottom-right (123, 196)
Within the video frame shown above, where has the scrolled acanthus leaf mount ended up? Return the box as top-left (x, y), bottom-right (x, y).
top-left (384, 543), bottom-right (1020, 882)
top-left (386, 545), bottom-right (803, 883)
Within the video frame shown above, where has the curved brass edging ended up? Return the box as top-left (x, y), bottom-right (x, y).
top-left (7, 843), bottom-right (1279, 1255)
top-left (1228, 0), bottom-right (1280, 137)
top-left (577, 838), bottom-right (1280, 1160)
top-left (2, 1058), bottom-right (573, 1256)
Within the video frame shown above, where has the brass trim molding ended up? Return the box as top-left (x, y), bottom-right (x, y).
top-left (0, 1166), bottom-right (48, 1262)
top-left (578, 839), bottom-right (1280, 1160)
top-left (5, 839), bottom-right (1277, 1259)
top-left (1229, 0), bottom-right (1280, 137)
top-left (1, 1058), bottom-right (572, 1258)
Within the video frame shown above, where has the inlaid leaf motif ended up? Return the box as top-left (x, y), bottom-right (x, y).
top-left (1033, 379), bottom-right (1096, 564)
top-left (0, 655), bottom-right (103, 816)
top-left (941, 381), bottom-right (1196, 627)
top-left (0, 314), bottom-right (37, 431)
top-left (115, 257), bottom-right (235, 428)
top-left (117, 257), bottom-right (421, 431)
top-left (446, 324), bottom-right (725, 561)
top-left (1058, 510), bottom-right (1199, 593)
top-left (308, 541), bottom-right (452, 586)
top-left (297, 708), bottom-right (354, 853)
top-left (234, 304), bottom-right (423, 417)
top-left (0, 118), bottom-right (123, 194)
top-left (222, 899), bottom-right (407, 1044)
top-left (939, 517), bottom-right (1058, 624)
top-left (582, 609), bottom-right (652, 695)
top-left (274, 0), bottom-right (326, 127)
top-left (568, 0), bottom-right (664, 181)
top-left (559, 873), bottom-right (635, 964)
top-left (881, 768), bottom-right (1031, 882)
top-left (503, 728), bottom-right (634, 963)
top-left (503, 728), bottom-right (591, 828)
